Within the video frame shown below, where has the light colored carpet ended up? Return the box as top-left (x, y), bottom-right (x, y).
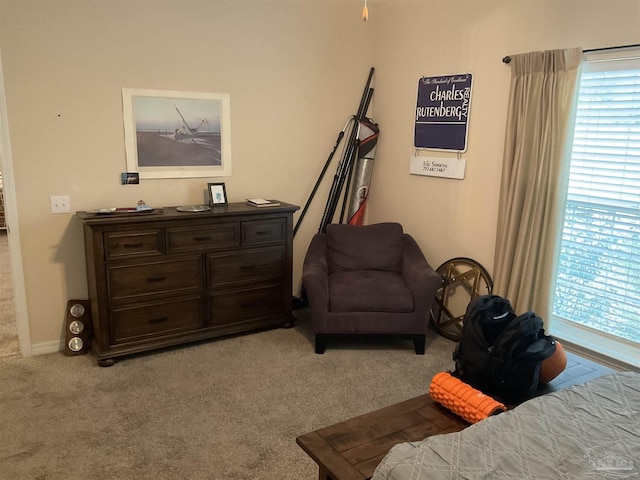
top-left (0, 308), bottom-right (457, 480)
top-left (0, 230), bottom-right (20, 359)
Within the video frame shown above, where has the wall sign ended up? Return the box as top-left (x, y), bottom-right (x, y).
top-left (414, 73), bottom-right (473, 152)
top-left (409, 155), bottom-right (466, 180)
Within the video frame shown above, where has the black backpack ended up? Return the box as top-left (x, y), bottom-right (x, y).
top-left (452, 295), bottom-right (557, 403)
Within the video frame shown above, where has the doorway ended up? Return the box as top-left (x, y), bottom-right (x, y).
top-left (0, 50), bottom-right (29, 358)
top-left (0, 213), bottom-right (19, 358)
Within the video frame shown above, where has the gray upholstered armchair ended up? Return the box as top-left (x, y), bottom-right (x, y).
top-left (302, 222), bottom-right (442, 354)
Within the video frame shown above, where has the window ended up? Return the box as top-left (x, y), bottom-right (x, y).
top-left (552, 48), bottom-right (640, 368)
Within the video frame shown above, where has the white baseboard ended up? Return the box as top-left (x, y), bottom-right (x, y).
top-left (29, 340), bottom-right (63, 356)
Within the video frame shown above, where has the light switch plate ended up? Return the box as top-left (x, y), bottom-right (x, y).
top-left (50, 195), bottom-right (71, 214)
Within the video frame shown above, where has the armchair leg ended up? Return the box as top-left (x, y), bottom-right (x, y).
top-left (413, 334), bottom-right (426, 355)
top-left (315, 334), bottom-right (328, 354)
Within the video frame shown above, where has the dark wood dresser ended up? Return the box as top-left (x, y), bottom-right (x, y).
top-left (77, 201), bottom-right (299, 366)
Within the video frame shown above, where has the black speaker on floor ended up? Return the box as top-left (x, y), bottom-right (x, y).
top-left (64, 299), bottom-right (92, 356)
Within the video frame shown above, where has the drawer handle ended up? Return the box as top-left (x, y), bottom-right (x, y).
top-left (147, 275), bottom-right (166, 283)
top-left (123, 242), bottom-right (144, 249)
top-left (255, 230), bottom-right (272, 236)
top-left (149, 317), bottom-right (168, 324)
top-left (194, 235), bottom-right (212, 242)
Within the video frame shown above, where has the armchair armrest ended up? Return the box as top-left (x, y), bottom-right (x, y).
top-left (402, 234), bottom-right (443, 317)
top-left (302, 233), bottom-right (329, 330)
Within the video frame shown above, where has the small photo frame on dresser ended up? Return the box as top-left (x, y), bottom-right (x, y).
top-left (208, 182), bottom-right (227, 206)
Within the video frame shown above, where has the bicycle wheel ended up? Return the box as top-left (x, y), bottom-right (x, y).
top-left (429, 257), bottom-right (493, 341)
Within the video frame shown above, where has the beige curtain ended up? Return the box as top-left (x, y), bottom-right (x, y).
top-left (493, 48), bottom-right (582, 322)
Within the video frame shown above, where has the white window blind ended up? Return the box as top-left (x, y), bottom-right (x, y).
top-left (553, 49), bottom-right (640, 360)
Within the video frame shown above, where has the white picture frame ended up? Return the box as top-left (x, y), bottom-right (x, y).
top-left (123, 88), bottom-right (232, 179)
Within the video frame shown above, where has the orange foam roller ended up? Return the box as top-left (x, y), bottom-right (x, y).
top-left (429, 372), bottom-right (507, 424)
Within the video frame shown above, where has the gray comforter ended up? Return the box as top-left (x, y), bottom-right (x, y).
top-left (372, 372), bottom-right (639, 479)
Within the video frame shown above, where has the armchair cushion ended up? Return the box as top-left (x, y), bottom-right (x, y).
top-left (327, 222), bottom-right (403, 274)
top-left (329, 270), bottom-right (414, 313)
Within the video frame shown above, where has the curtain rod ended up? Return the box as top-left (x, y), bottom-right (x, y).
top-left (502, 43), bottom-right (640, 64)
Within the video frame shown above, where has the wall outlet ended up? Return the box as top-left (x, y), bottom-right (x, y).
top-left (50, 195), bottom-right (71, 214)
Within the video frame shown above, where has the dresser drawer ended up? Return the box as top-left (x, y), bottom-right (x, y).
top-left (107, 257), bottom-right (202, 302)
top-left (167, 223), bottom-right (239, 253)
top-left (110, 296), bottom-right (204, 343)
top-left (208, 284), bottom-right (285, 325)
top-left (104, 229), bottom-right (163, 259)
top-left (242, 218), bottom-right (285, 246)
top-left (206, 246), bottom-right (285, 288)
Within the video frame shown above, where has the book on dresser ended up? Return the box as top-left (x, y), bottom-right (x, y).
top-left (77, 200), bottom-right (299, 366)
top-left (246, 198), bottom-right (281, 207)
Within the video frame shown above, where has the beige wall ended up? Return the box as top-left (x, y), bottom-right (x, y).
top-left (368, 0), bottom-right (640, 269)
top-left (0, 0), bottom-right (374, 349)
top-left (0, 0), bottom-right (638, 352)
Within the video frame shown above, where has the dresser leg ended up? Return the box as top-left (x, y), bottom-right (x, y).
top-left (281, 314), bottom-right (296, 329)
top-left (98, 358), bottom-right (116, 367)
top-left (318, 467), bottom-right (334, 480)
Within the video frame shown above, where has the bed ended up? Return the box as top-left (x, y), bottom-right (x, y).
top-left (372, 372), bottom-right (639, 479)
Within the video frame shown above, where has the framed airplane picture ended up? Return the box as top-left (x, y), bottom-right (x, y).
top-left (123, 88), bottom-right (232, 179)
